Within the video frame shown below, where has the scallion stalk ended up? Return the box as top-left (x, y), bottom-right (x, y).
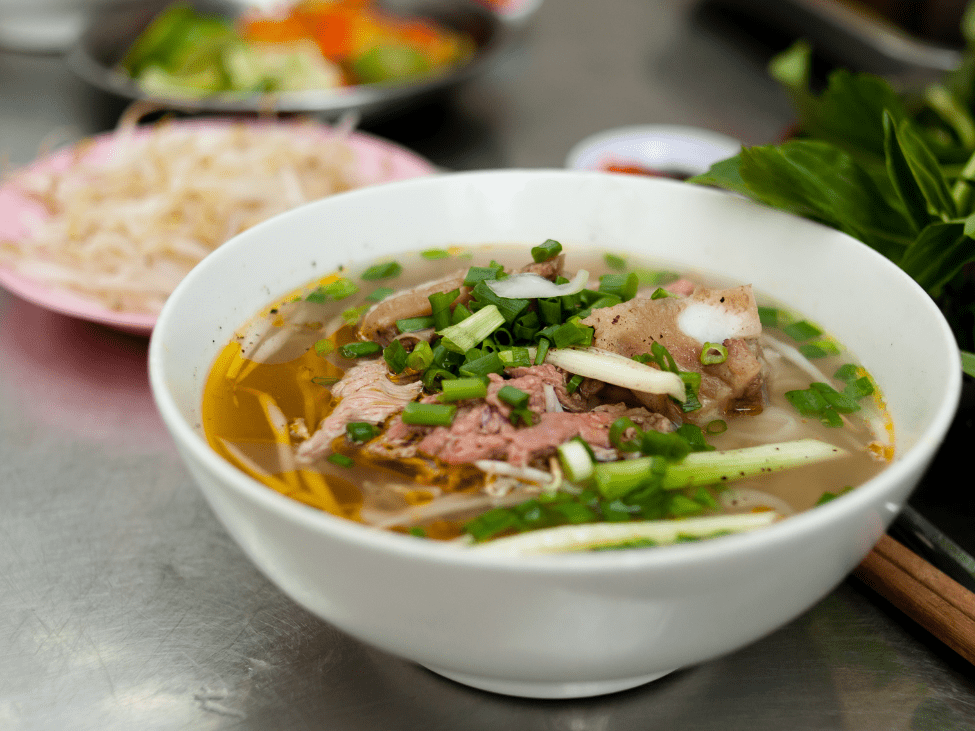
top-left (700, 342), bottom-right (729, 365)
top-left (661, 439), bottom-right (849, 490)
top-left (531, 238), bottom-right (563, 262)
top-left (437, 304), bottom-right (505, 353)
top-left (439, 377), bottom-right (488, 402)
top-left (470, 512), bottom-right (779, 555)
top-left (401, 401), bottom-right (457, 427)
top-left (340, 341), bottom-right (382, 359)
top-left (557, 438), bottom-right (595, 483)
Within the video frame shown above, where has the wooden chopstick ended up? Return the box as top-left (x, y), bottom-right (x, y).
top-left (853, 534), bottom-right (975, 665)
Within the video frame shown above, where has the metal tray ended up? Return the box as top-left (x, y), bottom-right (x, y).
top-left (64, 0), bottom-right (507, 118)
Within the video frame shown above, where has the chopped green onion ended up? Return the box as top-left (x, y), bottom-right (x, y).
top-left (340, 341), bottom-right (383, 359)
top-left (798, 340), bottom-right (842, 359)
top-left (327, 453), bottom-right (355, 467)
top-left (604, 253), bottom-right (627, 270)
top-left (459, 351), bottom-right (505, 379)
top-left (598, 272), bottom-right (639, 301)
top-left (346, 422), bottom-right (379, 442)
top-left (700, 342), bottom-right (729, 365)
top-left (471, 281), bottom-right (530, 324)
top-left (361, 261), bottom-right (403, 280)
top-left (566, 373), bottom-right (584, 393)
top-left (650, 287), bottom-right (674, 300)
top-left (608, 417), bottom-right (643, 452)
top-left (509, 407), bottom-right (535, 426)
top-left (785, 387), bottom-right (830, 417)
top-left (512, 311), bottom-right (540, 340)
top-left (639, 430), bottom-right (692, 460)
top-left (429, 289), bottom-right (460, 330)
top-left (464, 506), bottom-right (521, 541)
top-left (342, 303), bottom-right (371, 325)
top-left (674, 423), bottom-right (715, 451)
top-left (534, 337), bottom-right (550, 365)
top-left (809, 382), bottom-right (862, 413)
top-left (557, 438), bottom-right (595, 483)
top-left (307, 278), bottom-right (359, 302)
top-left (833, 363), bottom-right (860, 383)
top-left (497, 385), bottom-right (530, 409)
top-left (396, 316), bottom-right (436, 333)
top-left (449, 303), bottom-right (470, 325)
top-left (421, 366), bottom-right (456, 391)
top-left (408, 526), bottom-right (427, 537)
top-left (632, 268), bottom-right (680, 286)
top-left (705, 419), bottom-right (727, 435)
top-left (421, 248), bottom-right (452, 259)
top-left (314, 339), bottom-right (334, 356)
top-left (311, 376), bottom-right (340, 387)
top-left (531, 238), bottom-right (563, 262)
top-left (843, 376), bottom-right (875, 400)
top-left (538, 297), bottom-right (563, 325)
top-left (550, 319), bottom-right (595, 349)
top-left (439, 377), bottom-right (488, 402)
top-left (758, 306), bottom-right (789, 328)
top-left (437, 304), bottom-right (505, 353)
top-left (498, 347), bottom-right (532, 368)
top-left (668, 494), bottom-right (705, 516)
top-left (405, 341), bottom-right (435, 371)
top-left (366, 286), bottom-right (394, 302)
top-left (383, 340), bottom-right (408, 373)
top-left (783, 320), bottom-right (823, 342)
top-left (463, 264), bottom-right (504, 287)
top-left (815, 486), bottom-right (853, 506)
top-left (401, 401), bottom-right (457, 427)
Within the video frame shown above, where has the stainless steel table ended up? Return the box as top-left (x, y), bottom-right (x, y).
top-left (2, 1), bottom-right (974, 728)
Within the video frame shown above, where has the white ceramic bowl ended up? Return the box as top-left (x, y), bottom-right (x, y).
top-left (565, 124), bottom-right (741, 178)
top-left (148, 170), bottom-right (961, 699)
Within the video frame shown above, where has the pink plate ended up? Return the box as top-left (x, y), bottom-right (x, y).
top-left (0, 119), bottom-right (438, 337)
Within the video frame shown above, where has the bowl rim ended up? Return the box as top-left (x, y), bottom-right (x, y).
top-left (148, 168), bottom-right (964, 574)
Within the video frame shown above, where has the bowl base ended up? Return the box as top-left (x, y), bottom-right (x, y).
top-left (423, 665), bottom-right (675, 699)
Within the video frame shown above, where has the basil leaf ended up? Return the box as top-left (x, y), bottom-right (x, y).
top-left (883, 111), bottom-right (931, 234)
top-left (886, 115), bottom-right (958, 220)
top-left (720, 141), bottom-right (913, 257)
top-left (688, 154), bottom-right (752, 197)
top-left (899, 221), bottom-right (972, 295)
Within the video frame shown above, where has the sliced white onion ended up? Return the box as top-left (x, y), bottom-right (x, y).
top-left (536, 346), bottom-right (686, 402)
top-left (485, 269), bottom-right (589, 299)
top-left (474, 460), bottom-right (554, 484)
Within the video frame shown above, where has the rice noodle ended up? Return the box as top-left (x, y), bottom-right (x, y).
top-left (358, 487), bottom-right (534, 529)
top-left (0, 119), bottom-right (385, 315)
top-left (761, 334), bottom-right (833, 383)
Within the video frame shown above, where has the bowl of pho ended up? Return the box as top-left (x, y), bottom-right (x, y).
top-left (149, 169), bottom-right (961, 699)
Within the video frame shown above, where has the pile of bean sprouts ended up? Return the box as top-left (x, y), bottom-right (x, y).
top-left (0, 115), bottom-right (386, 315)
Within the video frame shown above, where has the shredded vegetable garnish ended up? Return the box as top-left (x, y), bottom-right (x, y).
top-left (0, 120), bottom-right (390, 315)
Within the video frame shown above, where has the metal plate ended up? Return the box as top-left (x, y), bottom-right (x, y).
top-left (64, 0), bottom-right (508, 118)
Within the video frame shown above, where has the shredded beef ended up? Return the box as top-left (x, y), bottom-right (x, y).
top-left (296, 360), bottom-right (423, 463)
top-left (369, 365), bottom-right (671, 467)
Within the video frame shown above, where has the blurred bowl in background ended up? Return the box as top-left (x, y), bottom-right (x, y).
top-left (566, 124), bottom-right (742, 180)
top-left (63, 0), bottom-right (507, 118)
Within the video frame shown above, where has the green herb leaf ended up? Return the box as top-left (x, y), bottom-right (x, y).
top-left (885, 113), bottom-right (957, 221)
top-left (361, 261), bottom-right (403, 280)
